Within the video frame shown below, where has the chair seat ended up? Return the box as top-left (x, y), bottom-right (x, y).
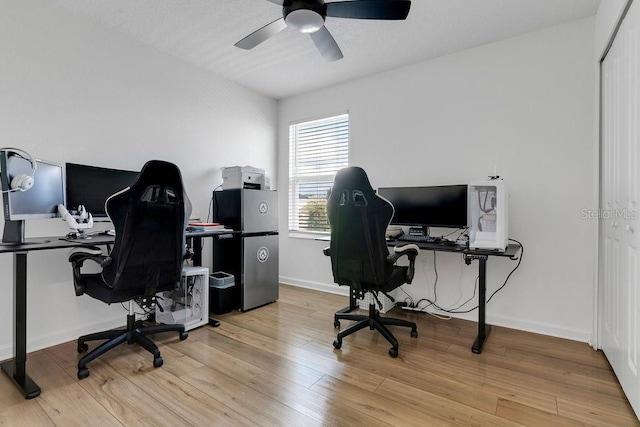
top-left (81, 273), bottom-right (144, 304)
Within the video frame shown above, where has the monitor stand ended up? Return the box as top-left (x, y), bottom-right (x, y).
top-left (1, 220), bottom-right (50, 245)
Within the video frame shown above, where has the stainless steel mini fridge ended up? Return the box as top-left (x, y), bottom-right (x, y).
top-left (212, 189), bottom-right (279, 311)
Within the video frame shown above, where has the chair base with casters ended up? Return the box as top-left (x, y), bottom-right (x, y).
top-left (76, 300), bottom-right (188, 380)
top-left (332, 290), bottom-right (417, 358)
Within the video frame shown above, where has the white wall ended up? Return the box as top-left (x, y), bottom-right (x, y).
top-left (278, 18), bottom-right (597, 342)
top-left (596, 0), bottom-right (629, 59)
top-left (0, 0), bottom-right (277, 359)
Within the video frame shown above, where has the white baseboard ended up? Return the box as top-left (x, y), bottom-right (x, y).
top-left (486, 313), bottom-right (592, 343)
top-left (280, 278), bottom-right (592, 343)
top-left (0, 316), bottom-right (125, 361)
top-left (279, 276), bottom-right (348, 296)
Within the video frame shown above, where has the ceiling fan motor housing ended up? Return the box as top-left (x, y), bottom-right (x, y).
top-left (283, 0), bottom-right (327, 33)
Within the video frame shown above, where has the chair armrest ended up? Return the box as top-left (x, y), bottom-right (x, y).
top-left (323, 246), bottom-right (331, 256)
top-left (68, 246), bottom-right (107, 264)
top-left (387, 244), bottom-right (419, 263)
top-left (68, 247), bottom-right (109, 296)
top-left (387, 244), bottom-right (419, 284)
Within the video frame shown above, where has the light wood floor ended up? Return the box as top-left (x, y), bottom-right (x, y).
top-left (1, 284), bottom-right (638, 426)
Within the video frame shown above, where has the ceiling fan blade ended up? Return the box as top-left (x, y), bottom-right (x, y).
top-left (265, 0), bottom-right (284, 4)
top-left (235, 18), bottom-right (287, 50)
top-left (310, 26), bottom-right (344, 62)
top-left (325, 0), bottom-right (411, 20)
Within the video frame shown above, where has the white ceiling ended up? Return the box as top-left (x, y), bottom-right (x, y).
top-left (51, 0), bottom-right (601, 100)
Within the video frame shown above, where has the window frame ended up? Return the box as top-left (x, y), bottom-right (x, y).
top-left (288, 112), bottom-right (349, 238)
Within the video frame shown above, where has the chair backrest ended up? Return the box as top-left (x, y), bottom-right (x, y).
top-left (326, 167), bottom-right (393, 287)
top-left (101, 160), bottom-right (191, 297)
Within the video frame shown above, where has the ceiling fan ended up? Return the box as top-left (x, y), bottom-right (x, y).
top-left (235, 0), bottom-right (412, 62)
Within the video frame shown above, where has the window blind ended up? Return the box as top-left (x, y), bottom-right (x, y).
top-left (289, 113), bottom-right (349, 234)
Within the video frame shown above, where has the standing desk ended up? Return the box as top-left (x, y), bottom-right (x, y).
top-left (0, 237), bottom-right (98, 399)
top-left (0, 229), bottom-right (234, 399)
top-left (389, 241), bottom-right (521, 354)
top-left (323, 235), bottom-right (521, 354)
top-left (412, 242), bottom-right (520, 354)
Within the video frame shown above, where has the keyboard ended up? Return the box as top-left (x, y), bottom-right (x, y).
top-left (396, 234), bottom-right (438, 243)
top-left (64, 234), bottom-right (115, 244)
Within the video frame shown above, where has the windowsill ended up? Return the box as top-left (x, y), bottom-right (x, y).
top-left (288, 231), bottom-right (330, 241)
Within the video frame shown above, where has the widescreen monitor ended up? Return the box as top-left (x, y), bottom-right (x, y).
top-left (65, 163), bottom-right (139, 217)
top-left (377, 185), bottom-right (468, 229)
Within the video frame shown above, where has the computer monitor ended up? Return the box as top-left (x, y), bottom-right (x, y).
top-left (377, 185), bottom-right (468, 231)
top-left (0, 151), bottom-right (65, 244)
top-left (65, 163), bottom-right (139, 218)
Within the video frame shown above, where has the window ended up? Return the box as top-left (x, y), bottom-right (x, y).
top-left (289, 113), bottom-right (349, 235)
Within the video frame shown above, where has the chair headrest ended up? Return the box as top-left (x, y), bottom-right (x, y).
top-left (133, 160), bottom-right (183, 190)
top-left (332, 167), bottom-right (374, 194)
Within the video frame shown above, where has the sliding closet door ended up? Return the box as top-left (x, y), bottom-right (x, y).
top-left (601, 0), bottom-right (640, 416)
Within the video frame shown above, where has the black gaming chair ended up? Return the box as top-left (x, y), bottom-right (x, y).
top-left (67, 160), bottom-right (190, 379)
top-left (323, 166), bottom-right (419, 357)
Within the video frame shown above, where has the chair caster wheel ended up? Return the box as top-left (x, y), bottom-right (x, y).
top-left (411, 330), bottom-right (418, 338)
top-left (333, 340), bottom-right (342, 349)
top-left (334, 320), bottom-right (340, 329)
top-left (78, 367), bottom-right (90, 380)
top-left (77, 342), bottom-right (88, 353)
top-left (389, 348), bottom-right (398, 358)
top-left (153, 356), bottom-right (163, 368)
top-left (179, 331), bottom-right (188, 340)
